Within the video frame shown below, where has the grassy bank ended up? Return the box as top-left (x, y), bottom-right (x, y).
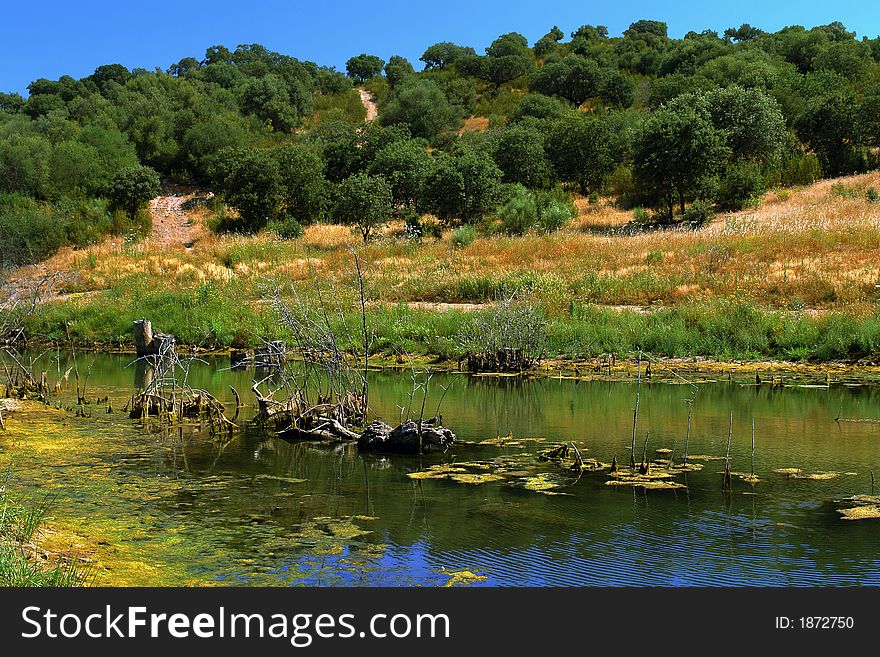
top-left (24, 292), bottom-right (880, 365)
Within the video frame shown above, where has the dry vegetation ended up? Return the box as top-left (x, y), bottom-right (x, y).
top-left (29, 171), bottom-right (880, 311)
top-left (9, 171), bottom-right (880, 362)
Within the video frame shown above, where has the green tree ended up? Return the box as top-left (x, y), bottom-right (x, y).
top-left (307, 120), bottom-right (362, 182)
top-left (0, 133), bottom-right (52, 198)
top-left (105, 165), bottom-right (161, 219)
top-left (182, 116), bottom-right (250, 179)
top-left (796, 89), bottom-right (863, 175)
top-left (509, 94), bottom-right (567, 123)
top-left (546, 115), bottom-right (615, 194)
top-left (423, 148), bottom-right (502, 225)
top-left (419, 42), bottom-right (477, 69)
top-left (0, 92), bottom-right (25, 113)
top-left (486, 32), bottom-right (533, 84)
top-left (667, 86), bottom-right (787, 164)
top-left (346, 54), bottom-right (385, 83)
top-left (379, 79), bottom-right (462, 139)
top-left (211, 148), bottom-right (283, 231)
top-left (368, 139), bottom-right (434, 209)
top-left (384, 55), bottom-right (415, 88)
top-left (492, 124), bottom-right (552, 188)
top-left (633, 107), bottom-right (729, 219)
top-left (534, 26), bottom-right (565, 58)
top-left (275, 144), bottom-right (327, 223)
top-left (48, 141), bottom-right (103, 198)
top-left (241, 74), bottom-right (299, 132)
top-left (333, 173), bottom-right (393, 241)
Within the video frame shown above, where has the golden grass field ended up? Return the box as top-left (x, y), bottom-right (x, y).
top-left (26, 170), bottom-right (880, 317)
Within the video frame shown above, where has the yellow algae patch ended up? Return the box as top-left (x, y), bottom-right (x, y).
top-left (838, 505), bottom-right (880, 521)
top-left (774, 469), bottom-right (857, 480)
top-left (731, 472), bottom-right (761, 485)
top-left (254, 474), bottom-right (307, 485)
top-left (686, 455), bottom-right (728, 462)
top-left (606, 479), bottom-right (687, 490)
top-left (442, 570), bottom-right (488, 587)
top-left (448, 473), bottom-right (505, 485)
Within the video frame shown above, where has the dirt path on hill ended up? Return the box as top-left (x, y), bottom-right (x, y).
top-left (148, 190), bottom-right (210, 250)
top-left (358, 88), bottom-right (378, 121)
top-left (1, 189), bottom-right (209, 303)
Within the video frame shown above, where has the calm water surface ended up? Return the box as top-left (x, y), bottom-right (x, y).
top-left (2, 352), bottom-right (880, 586)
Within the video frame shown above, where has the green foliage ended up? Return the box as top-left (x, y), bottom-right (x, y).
top-left (368, 139), bottom-right (434, 209)
top-left (0, 489), bottom-right (88, 587)
top-left (420, 42), bottom-right (477, 69)
top-left (0, 194), bottom-right (115, 268)
top-left (682, 199), bottom-right (715, 225)
top-left (346, 54), bottom-right (385, 83)
top-left (105, 165), bottom-right (160, 218)
top-left (535, 189), bottom-right (576, 232)
top-left (546, 114), bottom-right (615, 194)
top-left (241, 74), bottom-right (301, 132)
top-left (491, 124), bottom-right (552, 188)
top-left (509, 94), bottom-right (567, 123)
top-left (384, 55), bottom-right (415, 88)
top-left (451, 224), bottom-right (476, 247)
top-left (423, 148), bottom-right (502, 225)
top-left (633, 106), bottom-right (728, 219)
top-left (716, 162), bottom-right (765, 210)
top-left (211, 147), bottom-right (283, 231)
top-left (499, 184), bottom-right (538, 235)
top-left (332, 173), bottom-right (393, 241)
top-left (267, 214), bottom-right (304, 240)
top-left (379, 78), bottom-right (463, 139)
top-left (866, 188), bottom-right (879, 203)
top-left (275, 143), bottom-right (327, 223)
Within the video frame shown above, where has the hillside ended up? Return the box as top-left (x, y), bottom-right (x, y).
top-left (3, 18), bottom-right (880, 363)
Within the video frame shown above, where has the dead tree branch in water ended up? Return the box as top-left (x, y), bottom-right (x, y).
top-left (256, 255), bottom-right (456, 454)
top-left (457, 288), bottom-right (546, 373)
top-left (127, 328), bottom-right (237, 435)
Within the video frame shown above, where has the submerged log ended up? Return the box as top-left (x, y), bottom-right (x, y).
top-left (357, 419), bottom-right (456, 454)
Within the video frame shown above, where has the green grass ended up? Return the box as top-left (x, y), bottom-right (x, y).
top-left (23, 282), bottom-right (880, 364)
top-left (0, 487), bottom-right (88, 586)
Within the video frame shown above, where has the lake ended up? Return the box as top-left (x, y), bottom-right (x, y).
top-left (2, 351), bottom-right (879, 586)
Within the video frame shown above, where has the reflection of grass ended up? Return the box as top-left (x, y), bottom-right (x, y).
top-left (0, 487), bottom-right (88, 586)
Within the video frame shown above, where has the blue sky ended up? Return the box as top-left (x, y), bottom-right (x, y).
top-left (3, 0), bottom-right (879, 94)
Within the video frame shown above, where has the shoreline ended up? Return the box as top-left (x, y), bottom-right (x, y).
top-left (9, 339), bottom-right (880, 385)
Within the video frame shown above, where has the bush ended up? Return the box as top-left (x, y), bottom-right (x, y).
top-left (499, 185), bottom-right (538, 235)
top-left (538, 199), bottom-right (573, 233)
top-left (403, 213), bottom-right (423, 241)
top-left (632, 207), bottom-right (650, 223)
top-left (867, 187), bottom-right (879, 203)
top-left (451, 224), bottom-right (476, 247)
top-left (830, 183), bottom-right (859, 199)
top-left (779, 153), bottom-right (822, 187)
top-left (682, 199), bottom-right (715, 225)
top-left (0, 195), bottom-right (65, 268)
top-left (716, 163), bottom-right (764, 211)
top-left (267, 215), bottom-right (304, 240)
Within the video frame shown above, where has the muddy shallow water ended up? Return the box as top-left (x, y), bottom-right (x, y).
top-left (2, 352), bottom-right (879, 586)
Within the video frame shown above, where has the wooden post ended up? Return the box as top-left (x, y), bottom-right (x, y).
top-left (134, 319), bottom-right (153, 358)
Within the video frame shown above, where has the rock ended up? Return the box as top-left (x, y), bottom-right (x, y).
top-left (357, 419), bottom-right (456, 454)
